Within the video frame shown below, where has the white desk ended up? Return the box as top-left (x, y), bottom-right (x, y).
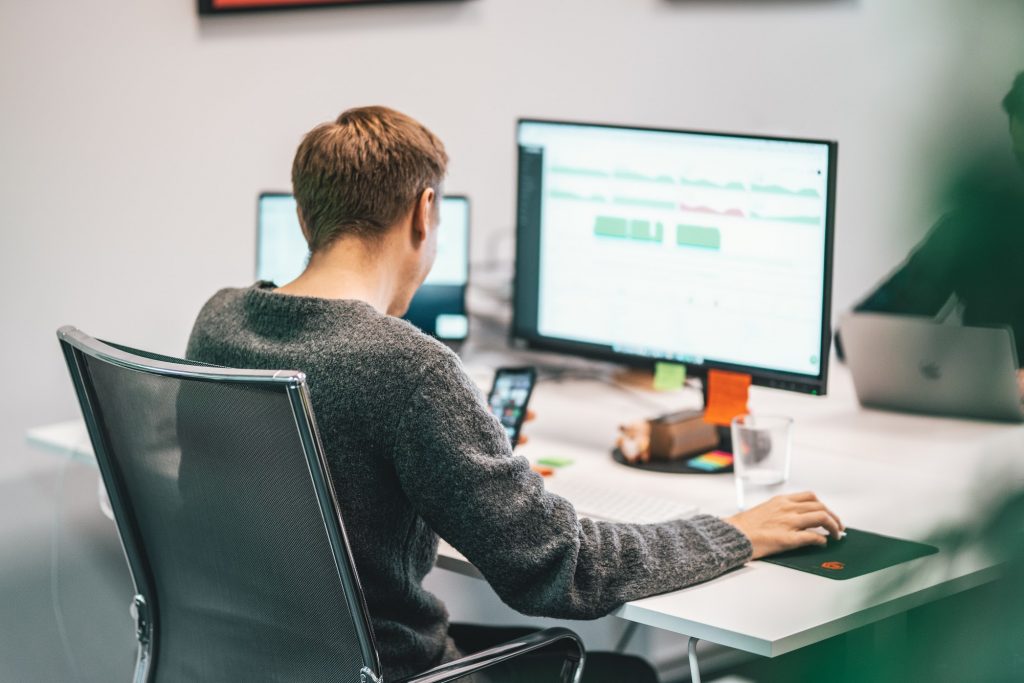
top-left (28, 363), bottom-right (1024, 661)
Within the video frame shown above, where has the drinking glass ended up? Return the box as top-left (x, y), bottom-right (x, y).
top-left (731, 414), bottom-right (793, 510)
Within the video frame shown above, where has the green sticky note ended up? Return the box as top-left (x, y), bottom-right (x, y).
top-left (653, 362), bottom-right (686, 391)
top-left (537, 457), bottom-right (574, 468)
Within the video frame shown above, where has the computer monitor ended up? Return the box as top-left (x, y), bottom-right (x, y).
top-left (512, 119), bottom-right (837, 395)
top-left (257, 192), bottom-right (470, 341)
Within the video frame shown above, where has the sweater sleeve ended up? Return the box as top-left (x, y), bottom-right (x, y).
top-left (389, 349), bottom-right (752, 620)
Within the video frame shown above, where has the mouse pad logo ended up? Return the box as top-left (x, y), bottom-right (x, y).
top-left (821, 561), bottom-right (845, 571)
top-left (919, 361), bottom-right (942, 380)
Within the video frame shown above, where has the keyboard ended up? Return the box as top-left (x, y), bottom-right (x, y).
top-left (546, 476), bottom-right (699, 525)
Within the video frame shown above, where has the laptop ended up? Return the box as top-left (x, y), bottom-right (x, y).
top-left (256, 192), bottom-right (470, 343)
top-left (840, 313), bottom-right (1024, 422)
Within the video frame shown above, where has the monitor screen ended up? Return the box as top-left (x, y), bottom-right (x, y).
top-left (513, 119), bottom-right (837, 394)
top-left (257, 193), bottom-right (470, 341)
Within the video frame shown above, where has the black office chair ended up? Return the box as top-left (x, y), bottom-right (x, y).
top-left (57, 326), bottom-right (585, 682)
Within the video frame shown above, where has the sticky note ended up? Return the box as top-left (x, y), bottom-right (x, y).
top-left (537, 457), bottom-right (574, 468)
top-left (687, 451), bottom-right (733, 471)
top-left (703, 369), bottom-right (751, 426)
top-left (530, 464), bottom-right (555, 476)
top-left (653, 362), bottom-right (687, 391)
top-left (702, 451), bottom-right (734, 467)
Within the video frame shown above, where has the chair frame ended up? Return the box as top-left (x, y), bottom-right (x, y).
top-left (58, 326), bottom-right (585, 683)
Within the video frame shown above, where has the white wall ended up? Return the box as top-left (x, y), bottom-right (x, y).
top-left (2, 0), bottom-right (1023, 453)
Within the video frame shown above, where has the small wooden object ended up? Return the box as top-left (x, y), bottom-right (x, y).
top-left (649, 409), bottom-right (720, 461)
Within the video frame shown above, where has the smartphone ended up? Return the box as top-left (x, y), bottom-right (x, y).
top-left (487, 367), bottom-right (537, 447)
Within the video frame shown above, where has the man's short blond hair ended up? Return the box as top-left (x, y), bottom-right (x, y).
top-left (291, 106), bottom-right (448, 252)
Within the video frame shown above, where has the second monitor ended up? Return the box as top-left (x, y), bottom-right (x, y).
top-left (512, 119), bottom-right (837, 395)
top-left (257, 192), bottom-right (470, 342)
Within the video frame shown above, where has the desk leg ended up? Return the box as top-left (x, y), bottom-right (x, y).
top-left (687, 637), bottom-right (702, 683)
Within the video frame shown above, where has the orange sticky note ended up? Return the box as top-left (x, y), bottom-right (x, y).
top-left (703, 369), bottom-right (751, 427)
top-left (530, 464), bottom-right (555, 477)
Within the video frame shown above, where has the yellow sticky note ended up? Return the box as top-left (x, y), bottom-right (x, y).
top-left (653, 362), bottom-right (687, 392)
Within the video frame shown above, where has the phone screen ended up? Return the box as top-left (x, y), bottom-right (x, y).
top-left (487, 367), bottom-right (536, 447)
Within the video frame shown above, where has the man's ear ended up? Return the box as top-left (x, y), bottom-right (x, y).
top-left (411, 187), bottom-right (436, 246)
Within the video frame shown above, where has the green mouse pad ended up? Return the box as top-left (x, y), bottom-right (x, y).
top-left (762, 528), bottom-right (938, 580)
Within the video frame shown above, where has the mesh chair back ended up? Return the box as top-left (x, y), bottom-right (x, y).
top-left (58, 326), bottom-right (382, 683)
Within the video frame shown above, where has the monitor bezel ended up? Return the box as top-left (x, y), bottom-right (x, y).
top-left (511, 118), bottom-right (837, 396)
top-left (256, 191), bottom-right (472, 342)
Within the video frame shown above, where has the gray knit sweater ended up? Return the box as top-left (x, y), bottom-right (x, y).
top-left (186, 282), bottom-right (752, 679)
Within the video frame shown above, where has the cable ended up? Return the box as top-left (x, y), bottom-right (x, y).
top-left (688, 637), bottom-right (702, 683)
top-left (601, 377), bottom-right (678, 412)
top-left (535, 367), bottom-right (608, 383)
top-left (614, 622), bottom-right (639, 653)
top-left (540, 369), bottom-right (690, 413)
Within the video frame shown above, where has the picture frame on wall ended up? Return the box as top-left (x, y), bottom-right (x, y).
top-left (198, 0), bottom-right (453, 14)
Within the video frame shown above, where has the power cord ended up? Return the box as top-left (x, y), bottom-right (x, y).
top-left (539, 368), bottom-right (692, 413)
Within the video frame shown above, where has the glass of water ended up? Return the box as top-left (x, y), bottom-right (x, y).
top-left (731, 414), bottom-right (793, 510)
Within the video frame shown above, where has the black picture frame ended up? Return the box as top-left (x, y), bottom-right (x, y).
top-left (198, 0), bottom-right (460, 15)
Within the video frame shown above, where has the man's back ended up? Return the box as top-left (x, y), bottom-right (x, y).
top-left (186, 282), bottom-right (464, 677)
top-left (185, 282), bottom-right (753, 679)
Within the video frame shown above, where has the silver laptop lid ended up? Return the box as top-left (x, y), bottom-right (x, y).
top-left (840, 313), bottom-right (1023, 423)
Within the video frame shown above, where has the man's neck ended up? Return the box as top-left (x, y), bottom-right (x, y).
top-left (276, 237), bottom-right (403, 316)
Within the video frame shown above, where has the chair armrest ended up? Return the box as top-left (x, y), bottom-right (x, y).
top-left (394, 626), bottom-right (585, 683)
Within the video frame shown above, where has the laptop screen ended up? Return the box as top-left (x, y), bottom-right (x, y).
top-left (256, 193), bottom-right (470, 341)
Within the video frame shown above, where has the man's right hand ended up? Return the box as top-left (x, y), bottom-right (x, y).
top-left (724, 492), bottom-right (844, 560)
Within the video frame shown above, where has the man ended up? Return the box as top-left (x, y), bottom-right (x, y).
top-left (845, 71), bottom-right (1024, 393)
top-left (187, 106), bottom-right (843, 681)
top-left (1012, 72), bottom-right (1024, 170)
